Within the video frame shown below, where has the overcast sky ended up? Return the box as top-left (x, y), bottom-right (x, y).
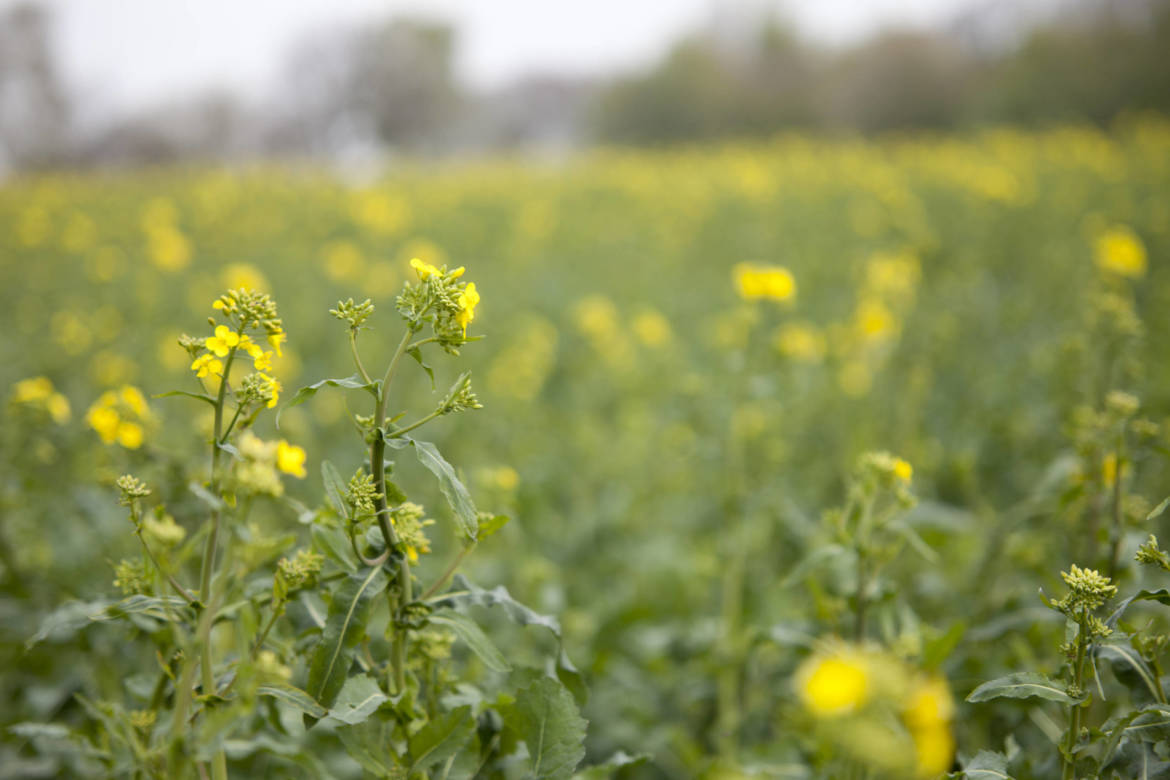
top-left (28, 0), bottom-right (1007, 115)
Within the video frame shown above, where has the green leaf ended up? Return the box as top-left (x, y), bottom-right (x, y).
top-left (966, 672), bottom-right (1082, 705)
top-left (429, 609), bottom-right (512, 673)
top-left (305, 567), bottom-right (389, 717)
top-left (502, 676), bottom-right (587, 779)
top-left (325, 674), bottom-right (389, 725)
top-left (153, 389), bottom-right (217, 406)
top-left (102, 595), bottom-right (194, 622)
top-left (321, 460), bottom-right (349, 518)
top-left (387, 437), bottom-right (477, 541)
top-left (26, 599), bottom-right (111, 648)
top-left (779, 544), bottom-right (849, 588)
top-left (8, 722), bottom-right (71, 741)
top-left (311, 521), bottom-right (359, 572)
top-left (337, 722), bottom-right (396, 777)
top-left (922, 621), bottom-right (966, 670)
top-left (1108, 589), bottom-right (1170, 628)
top-left (477, 513), bottom-right (510, 539)
top-left (1147, 495), bottom-right (1170, 522)
top-left (189, 481), bottom-right (225, 511)
top-left (278, 374), bottom-right (379, 426)
top-left (257, 683), bottom-right (328, 720)
top-left (407, 346), bottom-right (435, 389)
top-left (1122, 705), bottom-right (1170, 744)
top-left (572, 751), bottom-right (651, 779)
top-left (436, 575), bottom-right (586, 704)
top-left (963, 749), bottom-right (1014, 779)
top-left (408, 705), bottom-right (474, 772)
top-left (1098, 640), bottom-right (1164, 702)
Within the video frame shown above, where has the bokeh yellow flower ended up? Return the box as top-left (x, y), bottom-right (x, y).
top-left (276, 440), bottom-right (307, 478)
top-left (1094, 226), bottom-right (1147, 278)
top-left (796, 649), bottom-right (870, 717)
top-left (734, 263), bottom-right (796, 302)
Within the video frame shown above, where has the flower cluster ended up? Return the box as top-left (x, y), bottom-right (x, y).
top-left (273, 549), bottom-right (324, 604)
top-left (86, 386), bottom-right (151, 449)
top-left (396, 259), bottom-right (481, 350)
top-left (391, 502), bottom-right (435, 563)
top-left (235, 433), bottom-right (307, 496)
top-left (9, 376), bottom-right (71, 424)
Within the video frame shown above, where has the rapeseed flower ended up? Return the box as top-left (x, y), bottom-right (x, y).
top-left (86, 386), bottom-right (150, 449)
top-left (1094, 226), bottom-right (1147, 278)
top-left (796, 648), bottom-right (870, 717)
top-left (276, 440), bottom-right (307, 478)
top-left (206, 325), bottom-right (241, 357)
top-left (456, 282), bottom-right (480, 336)
top-left (10, 376), bottom-right (71, 424)
top-left (734, 263), bottom-right (796, 302)
top-left (191, 353), bottom-right (223, 379)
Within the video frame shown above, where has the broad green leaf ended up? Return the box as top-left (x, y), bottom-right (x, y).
top-left (408, 705), bottom-right (474, 772)
top-left (1122, 704), bottom-right (1170, 744)
top-left (337, 721), bottom-right (396, 777)
top-left (572, 751), bottom-right (651, 779)
top-left (305, 567), bottom-right (388, 716)
top-left (966, 672), bottom-right (1082, 705)
top-left (278, 374), bottom-right (379, 426)
top-left (387, 437), bottom-right (477, 541)
top-left (429, 609), bottom-right (512, 672)
top-left (1098, 640), bottom-right (1163, 703)
top-left (502, 676), bottom-right (587, 779)
top-left (153, 389), bottom-right (216, 406)
top-left (436, 575), bottom-right (586, 704)
top-left (257, 683), bottom-right (328, 719)
top-left (102, 595), bottom-right (193, 622)
top-left (325, 674), bottom-right (389, 725)
top-left (963, 749), bottom-right (1014, 779)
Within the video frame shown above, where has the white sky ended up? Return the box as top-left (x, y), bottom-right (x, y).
top-left (30, 0), bottom-right (988, 115)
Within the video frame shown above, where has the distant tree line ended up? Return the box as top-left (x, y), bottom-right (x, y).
top-left (1, 0), bottom-right (1168, 171)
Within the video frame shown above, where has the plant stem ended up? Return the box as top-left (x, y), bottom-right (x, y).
top-left (421, 543), bottom-right (474, 601)
top-left (1106, 433), bottom-right (1125, 581)
top-left (1063, 614), bottom-right (1088, 780)
top-left (388, 409), bottom-right (443, 439)
top-left (349, 329), bottom-right (373, 385)
top-left (853, 498), bottom-right (874, 642)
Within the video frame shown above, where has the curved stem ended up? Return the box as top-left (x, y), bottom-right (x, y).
top-left (421, 543), bottom-right (475, 601)
top-left (387, 410), bottom-right (443, 440)
top-left (349, 329), bottom-right (373, 385)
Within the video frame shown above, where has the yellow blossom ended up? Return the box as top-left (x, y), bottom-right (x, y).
top-left (796, 649), bottom-right (871, 717)
top-left (12, 377), bottom-right (71, 423)
top-left (116, 422), bottom-right (144, 450)
top-left (734, 263), bottom-right (796, 302)
top-left (911, 725), bottom-right (955, 777)
top-left (903, 676), bottom-right (954, 732)
top-left (258, 373), bottom-right (281, 408)
top-left (632, 309), bottom-right (672, 347)
top-left (449, 266), bottom-right (465, 278)
top-left (410, 257), bottom-right (442, 280)
top-left (456, 282), bottom-right (480, 336)
top-left (267, 329), bottom-right (286, 357)
top-left (87, 405), bottom-right (121, 443)
top-left (191, 353), bottom-right (223, 379)
top-left (206, 325), bottom-right (240, 357)
top-left (1094, 226), bottom-right (1147, 278)
top-left (253, 350), bottom-right (274, 372)
top-left (276, 440), bottom-right (307, 478)
top-left (893, 458), bottom-right (913, 483)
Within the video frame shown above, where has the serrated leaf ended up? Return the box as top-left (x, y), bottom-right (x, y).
top-left (305, 567), bottom-right (388, 716)
top-left (257, 683), bottom-right (328, 719)
top-left (408, 705), bottom-right (474, 772)
top-left (572, 751), bottom-right (651, 779)
top-left (502, 677), bottom-right (587, 779)
top-left (963, 749), bottom-right (1014, 779)
top-left (325, 674), bottom-right (389, 725)
top-left (387, 437), bottom-right (477, 541)
top-left (278, 374), bottom-right (379, 426)
top-left (429, 610), bottom-right (512, 672)
top-left (154, 389), bottom-right (217, 406)
top-left (966, 672), bottom-right (1082, 705)
top-left (435, 575), bottom-right (586, 704)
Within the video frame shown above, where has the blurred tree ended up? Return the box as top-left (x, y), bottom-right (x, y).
top-left (0, 3), bottom-right (70, 171)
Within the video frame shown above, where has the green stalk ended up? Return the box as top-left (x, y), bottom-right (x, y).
top-left (1063, 613), bottom-right (1088, 780)
top-left (1106, 433), bottom-right (1125, 581)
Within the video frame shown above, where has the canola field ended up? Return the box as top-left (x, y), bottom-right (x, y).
top-left (2, 121), bottom-right (1170, 779)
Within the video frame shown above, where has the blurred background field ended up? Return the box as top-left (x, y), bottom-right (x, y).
top-left (2, 1), bottom-right (1170, 777)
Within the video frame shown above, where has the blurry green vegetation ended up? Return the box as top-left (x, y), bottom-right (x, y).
top-left (0, 121), bottom-right (1169, 777)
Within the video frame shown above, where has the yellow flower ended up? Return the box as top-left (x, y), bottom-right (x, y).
top-left (206, 325), bottom-right (240, 357)
top-left (87, 406), bottom-right (120, 442)
top-left (267, 329), bottom-right (286, 357)
top-left (276, 440), bottom-right (307, 478)
top-left (856, 298), bottom-right (896, 341)
top-left (734, 263), bottom-right (796, 302)
top-left (258, 373), bottom-right (281, 409)
top-left (410, 257), bottom-right (442, 280)
top-left (12, 377), bottom-right (53, 403)
top-left (253, 350), bottom-right (274, 372)
top-left (191, 353), bottom-right (223, 379)
top-left (632, 309), bottom-right (672, 347)
top-left (116, 422), bottom-right (145, 450)
top-left (46, 394), bottom-right (71, 424)
top-left (1095, 226), bottom-right (1147, 278)
top-left (456, 282), bottom-right (480, 336)
top-left (911, 724), bottom-right (955, 777)
top-left (903, 676), bottom-right (954, 731)
top-left (796, 649), bottom-right (870, 717)
top-left (449, 266), bottom-right (465, 279)
top-left (893, 458), bottom-right (913, 483)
